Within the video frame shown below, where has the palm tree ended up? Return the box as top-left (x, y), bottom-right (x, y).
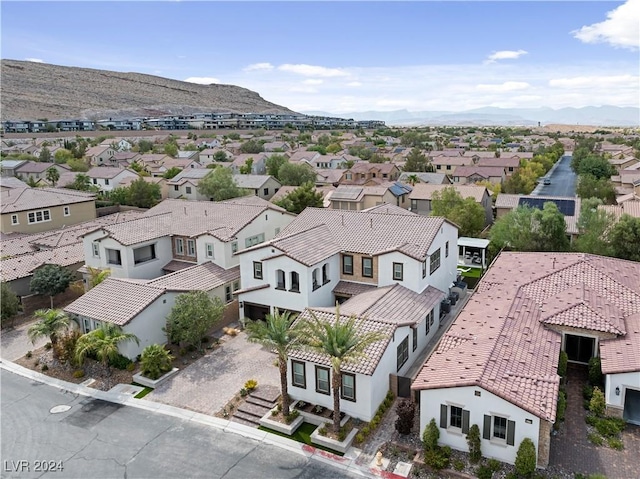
top-left (28, 309), bottom-right (70, 357)
top-left (75, 324), bottom-right (139, 376)
top-left (87, 267), bottom-right (111, 289)
top-left (298, 305), bottom-right (385, 434)
top-left (245, 310), bottom-right (300, 416)
top-left (46, 166), bottom-right (60, 187)
top-left (406, 174), bottom-right (420, 186)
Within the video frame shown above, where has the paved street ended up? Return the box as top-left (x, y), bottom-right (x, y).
top-left (535, 155), bottom-right (577, 197)
top-left (0, 370), bottom-right (360, 479)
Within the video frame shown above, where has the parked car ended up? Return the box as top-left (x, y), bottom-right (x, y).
top-left (543, 178), bottom-right (551, 185)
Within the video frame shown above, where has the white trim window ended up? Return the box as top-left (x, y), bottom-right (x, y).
top-left (231, 241), bottom-right (238, 254)
top-left (245, 233), bottom-right (265, 248)
top-left (440, 404), bottom-right (470, 434)
top-left (92, 242), bottom-right (100, 258)
top-left (63, 206), bottom-right (71, 217)
top-left (27, 209), bottom-right (51, 224)
top-left (10, 214), bottom-right (19, 225)
top-left (175, 238), bottom-right (184, 255)
top-left (187, 239), bottom-right (196, 257)
top-left (483, 414), bottom-right (516, 446)
top-left (206, 243), bottom-right (214, 259)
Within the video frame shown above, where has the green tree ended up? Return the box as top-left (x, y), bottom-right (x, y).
top-left (213, 150), bottom-right (229, 162)
top-left (128, 178), bottom-right (161, 208)
top-left (277, 163), bottom-right (317, 186)
top-left (30, 265), bottom-right (75, 308)
top-left (137, 140), bottom-right (153, 153)
top-left (1, 282), bottom-right (21, 328)
top-left (576, 174), bottom-right (616, 204)
top-left (38, 147), bottom-right (52, 162)
top-left (162, 167), bottom-right (182, 179)
top-left (165, 291), bottom-right (224, 352)
top-left (405, 174), bottom-right (420, 186)
top-left (239, 157), bottom-right (254, 174)
top-left (140, 344), bottom-right (174, 380)
top-left (164, 142), bottom-right (178, 157)
top-left (28, 309), bottom-right (70, 356)
top-left (431, 187), bottom-right (485, 237)
top-left (609, 214), bottom-right (640, 262)
top-left (240, 139), bottom-right (264, 154)
top-left (466, 424), bottom-right (482, 463)
top-left (514, 438), bottom-right (537, 476)
top-left (577, 154), bottom-right (615, 179)
top-left (245, 310), bottom-right (301, 416)
top-left (326, 143), bottom-right (342, 154)
top-left (197, 167), bottom-right (245, 201)
top-left (25, 176), bottom-right (39, 187)
top-left (298, 305), bottom-right (385, 434)
top-left (66, 158), bottom-right (90, 172)
top-left (86, 266), bottom-right (111, 289)
top-left (266, 154), bottom-right (288, 178)
top-left (403, 148), bottom-right (431, 172)
top-left (573, 198), bottom-right (615, 255)
top-left (273, 182), bottom-right (323, 214)
top-left (74, 324), bottom-right (139, 376)
top-left (67, 173), bottom-right (94, 191)
top-left (54, 148), bottom-right (74, 164)
top-left (45, 166), bottom-right (60, 187)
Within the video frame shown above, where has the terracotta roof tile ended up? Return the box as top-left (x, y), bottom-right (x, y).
top-left (1, 187), bottom-right (95, 214)
top-left (0, 243), bottom-right (85, 282)
top-left (148, 262), bottom-right (239, 291)
top-left (333, 281), bottom-right (378, 297)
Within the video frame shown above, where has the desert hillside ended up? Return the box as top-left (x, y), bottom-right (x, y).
top-left (1, 59), bottom-right (296, 121)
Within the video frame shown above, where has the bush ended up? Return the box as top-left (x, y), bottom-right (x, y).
top-left (555, 389), bottom-right (567, 429)
top-left (54, 330), bottom-right (82, 364)
top-left (557, 350), bottom-right (568, 377)
top-left (607, 437), bottom-right (624, 450)
top-left (588, 432), bottom-right (604, 446)
top-left (514, 438), bottom-right (536, 477)
top-left (594, 417), bottom-right (625, 437)
top-left (422, 419), bottom-right (440, 452)
top-left (588, 357), bottom-right (603, 387)
top-left (453, 459), bottom-right (465, 471)
top-left (285, 410), bottom-right (299, 425)
top-left (140, 344), bottom-right (174, 380)
top-left (72, 369), bottom-right (85, 378)
top-left (109, 354), bottom-right (133, 370)
top-left (424, 448), bottom-right (450, 470)
top-left (26, 351), bottom-right (32, 358)
top-left (126, 362), bottom-right (135, 372)
top-left (583, 384), bottom-right (594, 401)
top-left (476, 464), bottom-right (493, 479)
top-left (244, 379), bottom-right (258, 391)
top-left (394, 399), bottom-right (416, 435)
top-left (41, 364), bottom-right (49, 371)
top-left (487, 458), bottom-right (501, 473)
top-left (318, 425), bottom-right (327, 436)
top-left (467, 424), bottom-right (482, 463)
top-left (589, 387), bottom-right (605, 417)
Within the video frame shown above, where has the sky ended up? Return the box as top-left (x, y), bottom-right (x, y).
top-left (1, 1), bottom-right (639, 114)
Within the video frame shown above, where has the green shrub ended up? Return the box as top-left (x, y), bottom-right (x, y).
top-left (557, 350), bottom-right (568, 377)
top-left (555, 389), bottom-right (567, 429)
top-left (422, 418), bottom-right (440, 452)
top-left (41, 364), bottom-right (49, 371)
top-left (594, 417), bottom-right (625, 437)
top-left (424, 448), bottom-right (449, 470)
top-left (588, 357), bottom-right (603, 387)
top-left (244, 379), bottom-right (258, 391)
top-left (583, 384), bottom-right (594, 400)
top-left (355, 432), bottom-right (365, 444)
top-left (467, 424), bottom-right (482, 463)
top-left (126, 362), bottom-right (135, 372)
top-left (140, 344), bottom-right (174, 380)
top-left (607, 437), bottom-right (624, 450)
top-left (239, 388), bottom-right (248, 397)
top-left (587, 432), bottom-right (604, 446)
top-left (318, 425), bottom-right (327, 436)
top-left (109, 354), bottom-right (133, 370)
top-left (514, 438), bottom-right (536, 477)
top-left (476, 464), bottom-right (493, 479)
top-left (589, 387), bottom-right (606, 417)
top-left (453, 459), bottom-right (465, 471)
top-left (487, 458), bottom-right (501, 473)
top-left (285, 410), bottom-right (299, 425)
top-left (72, 369), bottom-right (85, 378)
top-left (585, 415), bottom-right (598, 427)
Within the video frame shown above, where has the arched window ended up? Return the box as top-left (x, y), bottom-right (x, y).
top-left (290, 271), bottom-right (300, 292)
top-left (276, 269), bottom-right (286, 290)
top-left (312, 268), bottom-right (320, 290)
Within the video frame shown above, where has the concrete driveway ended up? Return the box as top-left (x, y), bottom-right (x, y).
top-left (1, 319), bottom-right (47, 361)
top-left (148, 332), bottom-right (280, 416)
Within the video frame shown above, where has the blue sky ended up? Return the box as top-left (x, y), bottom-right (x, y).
top-left (2, 1), bottom-right (638, 113)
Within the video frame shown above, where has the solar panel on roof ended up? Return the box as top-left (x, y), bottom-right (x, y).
top-left (332, 186), bottom-right (363, 200)
top-left (518, 197), bottom-right (575, 216)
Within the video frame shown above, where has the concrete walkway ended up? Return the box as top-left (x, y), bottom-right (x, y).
top-left (1, 319), bottom-right (46, 361)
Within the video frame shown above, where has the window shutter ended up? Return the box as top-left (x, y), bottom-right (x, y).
top-left (507, 420), bottom-right (516, 446)
top-left (462, 410), bottom-right (470, 434)
top-left (483, 415), bottom-right (491, 440)
top-left (440, 404), bottom-right (448, 429)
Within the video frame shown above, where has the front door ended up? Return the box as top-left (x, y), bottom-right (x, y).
top-left (623, 388), bottom-right (640, 425)
top-left (565, 334), bottom-right (595, 363)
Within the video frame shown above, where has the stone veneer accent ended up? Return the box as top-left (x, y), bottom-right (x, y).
top-left (537, 419), bottom-right (552, 468)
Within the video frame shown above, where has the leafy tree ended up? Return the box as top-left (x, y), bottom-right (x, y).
top-left (213, 150), bottom-right (229, 162)
top-left (109, 179), bottom-right (160, 208)
top-left (74, 324), bottom-right (139, 375)
top-left (30, 265), bottom-right (75, 308)
top-left (38, 147), bottom-right (52, 162)
top-left (466, 424), bottom-right (482, 463)
top-left (576, 174), bottom-right (616, 204)
top-left (226, 132), bottom-right (240, 140)
top-left (609, 214), bottom-right (640, 262)
top-left (369, 153), bottom-right (387, 163)
top-left (54, 148), bottom-right (74, 164)
top-left (431, 187), bottom-right (485, 237)
top-left (589, 386), bottom-right (605, 417)
top-left (163, 167), bottom-right (182, 179)
top-left (274, 182), bottom-right (323, 214)
top-left (240, 139), bottom-right (264, 154)
top-left (298, 305), bottom-right (385, 434)
top-left (573, 198), bottom-right (615, 255)
top-left (165, 291), bottom-right (224, 352)
top-left (423, 418), bottom-right (440, 451)
top-left (28, 309), bottom-right (70, 356)
top-left (197, 167), bottom-right (245, 201)
top-left (66, 158), bottom-right (90, 172)
top-left (316, 134), bottom-right (332, 147)
top-left (67, 173), bottom-right (96, 191)
top-left (514, 438), bottom-right (537, 476)
top-left (45, 166), bottom-right (60, 187)
top-left (1, 282), bottom-right (21, 328)
top-left (86, 267), bottom-right (111, 289)
top-left (277, 163), bottom-right (317, 186)
top-left (140, 344), bottom-right (174, 380)
top-left (137, 140), bottom-right (154, 153)
top-left (577, 155), bottom-right (615, 179)
top-left (164, 142), bottom-right (178, 157)
top-left (326, 143), bottom-right (342, 154)
top-left (239, 157), bottom-right (254, 174)
top-left (25, 176), bottom-right (39, 187)
top-left (245, 310), bottom-right (301, 416)
top-left (266, 154), bottom-right (288, 178)
top-left (403, 148), bottom-right (431, 172)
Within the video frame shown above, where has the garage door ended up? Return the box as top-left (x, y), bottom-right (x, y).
top-left (623, 388), bottom-right (640, 425)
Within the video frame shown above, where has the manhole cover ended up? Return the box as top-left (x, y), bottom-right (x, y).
top-left (50, 405), bottom-right (71, 414)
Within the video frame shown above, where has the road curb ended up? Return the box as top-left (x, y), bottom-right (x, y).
top-left (0, 360), bottom-right (381, 478)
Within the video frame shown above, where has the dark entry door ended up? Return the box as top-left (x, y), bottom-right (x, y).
top-left (244, 303), bottom-right (270, 321)
top-left (565, 335), bottom-right (595, 363)
top-left (398, 376), bottom-right (412, 398)
top-left (623, 388), bottom-right (640, 425)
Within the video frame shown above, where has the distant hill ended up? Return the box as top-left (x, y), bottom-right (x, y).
top-left (303, 106), bottom-right (640, 127)
top-left (1, 59), bottom-right (296, 121)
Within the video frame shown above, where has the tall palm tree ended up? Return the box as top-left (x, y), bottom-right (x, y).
top-left (406, 174), bottom-right (420, 186)
top-left (75, 324), bottom-right (139, 376)
top-left (298, 306), bottom-right (385, 434)
top-left (87, 267), bottom-right (111, 289)
top-left (28, 309), bottom-right (70, 357)
top-left (245, 310), bottom-right (300, 416)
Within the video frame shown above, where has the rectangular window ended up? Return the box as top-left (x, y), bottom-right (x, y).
top-left (92, 242), bottom-right (100, 258)
top-left (316, 366), bottom-right (330, 394)
top-left (11, 215), bottom-right (18, 225)
top-left (341, 373), bottom-right (356, 401)
top-left (187, 239), bottom-right (196, 257)
top-left (27, 209), bottom-right (51, 224)
top-left (174, 185), bottom-right (179, 191)
top-left (411, 199), bottom-right (418, 211)
top-left (450, 406), bottom-right (463, 429)
top-left (245, 233), bottom-right (265, 248)
top-left (445, 241), bottom-right (449, 258)
top-left (106, 248), bottom-right (122, 266)
top-left (225, 285), bottom-right (232, 303)
top-left (362, 257), bottom-right (373, 278)
top-left (63, 206), bottom-right (70, 217)
top-left (292, 360), bottom-right (306, 388)
top-left (263, 188), bottom-right (269, 196)
top-left (484, 415), bottom-right (516, 445)
top-left (493, 416), bottom-right (507, 440)
top-left (422, 259), bottom-right (427, 279)
top-left (430, 248), bottom-right (441, 275)
top-left (441, 405), bottom-right (470, 434)
top-left (175, 238), bottom-right (184, 255)
top-left (92, 178), bottom-right (98, 184)
top-left (342, 255), bottom-right (353, 275)
top-left (393, 262), bottom-right (403, 281)
top-left (397, 336), bottom-right (409, 371)
top-left (186, 186), bottom-right (192, 194)
top-left (104, 179), bottom-right (110, 185)
top-left (425, 312), bottom-right (431, 335)
top-left (133, 244), bottom-right (156, 264)
top-left (253, 261), bottom-right (263, 279)
top-left (233, 281), bottom-right (239, 291)
top-left (206, 243), bottom-right (214, 259)
top-left (412, 327), bottom-right (418, 352)
top-left (231, 241), bottom-right (238, 254)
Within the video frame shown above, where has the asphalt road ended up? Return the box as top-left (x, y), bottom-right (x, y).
top-left (534, 155), bottom-right (577, 197)
top-left (0, 370), bottom-right (359, 479)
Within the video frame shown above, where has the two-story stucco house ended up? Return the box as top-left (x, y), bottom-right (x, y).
top-left (85, 145), bottom-right (118, 166)
top-left (86, 167), bottom-right (140, 192)
top-left (408, 184), bottom-right (494, 226)
top-left (329, 183), bottom-right (412, 211)
top-left (14, 162), bottom-right (70, 183)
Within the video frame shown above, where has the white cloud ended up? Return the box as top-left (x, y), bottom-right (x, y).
top-left (549, 74), bottom-right (639, 89)
top-left (476, 81), bottom-right (531, 92)
top-left (244, 62), bottom-right (274, 72)
top-left (485, 50), bottom-right (528, 63)
top-left (25, 57), bottom-right (44, 63)
top-left (278, 63), bottom-right (349, 77)
top-left (183, 77), bottom-right (220, 84)
top-left (303, 79), bottom-right (324, 85)
top-left (290, 86), bottom-right (318, 93)
top-left (347, 81), bottom-right (362, 87)
top-left (572, 0), bottom-right (640, 50)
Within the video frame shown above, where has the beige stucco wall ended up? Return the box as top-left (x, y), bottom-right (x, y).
top-left (1, 200), bottom-right (96, 234)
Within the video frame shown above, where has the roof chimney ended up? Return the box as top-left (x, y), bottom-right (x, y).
top-left (184, 206), bottom-right (187, 215)
top-left (204, 210), bottom-right (207, 216)
top-left (370, 218), bottom-right (373, 228)
top-left (341, 215), bottom-right (344, 226)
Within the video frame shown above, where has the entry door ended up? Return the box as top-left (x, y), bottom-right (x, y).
top-left (623, 388), bottom-right (640, 425)
top-left (565, 335), bottom-right (595, 363)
